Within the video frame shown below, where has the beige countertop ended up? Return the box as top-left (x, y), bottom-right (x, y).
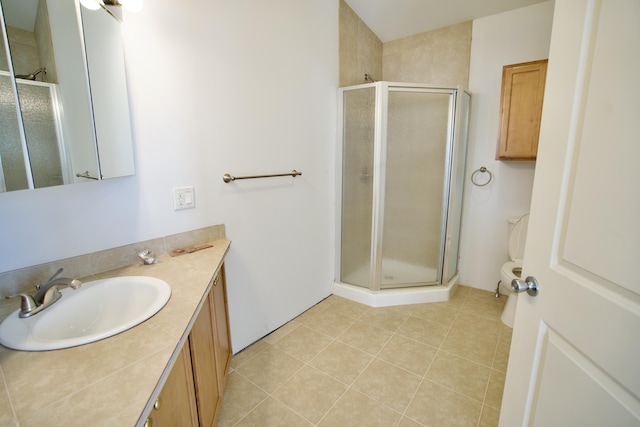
top-left (0, 239), bottom-right (231, 427)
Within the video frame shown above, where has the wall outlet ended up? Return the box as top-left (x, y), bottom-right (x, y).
top-left (173, 186), bottom-right (195, 210)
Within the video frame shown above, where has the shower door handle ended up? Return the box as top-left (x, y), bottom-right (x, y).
top-left (511, 276), bottom-right (539, 297)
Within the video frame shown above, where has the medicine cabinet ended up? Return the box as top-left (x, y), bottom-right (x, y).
top-left (0, 0), bottom-right (134, 192)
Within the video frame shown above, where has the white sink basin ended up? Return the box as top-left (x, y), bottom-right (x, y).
top-left (0, 276), bottom-right (171, 351)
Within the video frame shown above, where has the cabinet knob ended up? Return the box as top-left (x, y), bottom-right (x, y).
top-left (144, 418), bottom-right (153, 427)
top-left (213, 276), bottom-right (220, 287)
top-left (153, 397), bottom-right (161, 410)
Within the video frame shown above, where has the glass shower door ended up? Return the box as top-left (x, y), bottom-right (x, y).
top-left (0, 74), bottom-right (29, 191)
top-left (379, 89), bottom-right (454, 288)
top-left (340, 86), bottom-right (376, 288)
top-left (18, 82), bottom-right (64, 188)
top-left (444, 90), bottom-right (471, 284)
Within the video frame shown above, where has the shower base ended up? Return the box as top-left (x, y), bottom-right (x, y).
top-left (335, 258), bottom-right (459, 307)
top-left (341, 258), bottom-right (438, 287)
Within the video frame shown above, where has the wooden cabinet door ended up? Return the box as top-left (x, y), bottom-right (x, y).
top-left (496, 59), bottom-right (548, 160)
top-left (212, 266), bottom-right (232, 390)
top-left (145, 344), bottom-right (198, 427)
top-left (189, 293), bottom-right (220, 427)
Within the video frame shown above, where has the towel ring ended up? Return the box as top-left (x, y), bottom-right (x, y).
top-left (471, 166), bottom-right (493, 187)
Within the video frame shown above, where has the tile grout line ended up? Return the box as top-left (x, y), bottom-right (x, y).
top-left (481, 322), bottom-right (506, 413)
top-left (224, 288), bottom-right (508, 426)
top-left (314, 301), bottom-right (401, 426)
top-left (231, 299), bottom-right (382, 426)
top-left (397, 289), bottom-right (469, 426)
top-left (230, 336), bottom-right (331, 426)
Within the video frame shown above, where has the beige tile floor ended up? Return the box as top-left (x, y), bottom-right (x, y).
top-left (217, 285), bottom-right (512, 426)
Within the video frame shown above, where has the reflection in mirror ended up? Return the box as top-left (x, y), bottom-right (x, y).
top-left (80, 5), bottom-right (134, 178)
top-left (11, 0), bottom-right (65, 189)
top-left (0, 0), bottom-right (134, 192)
top-left (0, 3), bottom-right (31, 191)
top-left (0, 77), bottom-right (28, 191)
top-left (17, 80), bottom-right (65, 188)
top-left (0, 0), bottom-right (96, 190)
top-left (47, 0), bottom-right (100, 182)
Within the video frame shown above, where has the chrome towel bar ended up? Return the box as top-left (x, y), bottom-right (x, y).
top-left (75, 171), bottom-right (99, 180)
top-left (223, 169), bottom-right (302, 183)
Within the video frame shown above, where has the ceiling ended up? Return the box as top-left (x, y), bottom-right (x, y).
top-left (344, 0), bottom-right (549, 42)
top-left (4, 1), bottom-right (549, 41)
top-left (2, 0), bottom-right (39, 31)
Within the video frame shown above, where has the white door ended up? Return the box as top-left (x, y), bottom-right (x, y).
top-left (499, 0), bottom-right (640, 426)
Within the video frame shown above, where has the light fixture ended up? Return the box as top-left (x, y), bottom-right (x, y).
top-left (80, 0), bottom-right (104, 10)
top-left (103, 0), bottom-right (144, 12)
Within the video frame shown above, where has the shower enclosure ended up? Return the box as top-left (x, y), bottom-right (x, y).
top-left (0, 72), bottom-right (67, 192)
top-left (336, 82), bottom-right (470, 302)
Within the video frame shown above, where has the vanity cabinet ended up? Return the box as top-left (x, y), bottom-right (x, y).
top-left (189, 276), bottom-right (222, 427)
top-left (145, 345), bottom-right (198, 426)
top-left (212, 266), bottom-right (232, 390)
top-left (496, 59), bottom-right (548, 160)
top-left (145, 264), bottom-right (231, 427)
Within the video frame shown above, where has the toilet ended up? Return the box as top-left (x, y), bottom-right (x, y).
top-left (499, 213), bottom-right (529, 328)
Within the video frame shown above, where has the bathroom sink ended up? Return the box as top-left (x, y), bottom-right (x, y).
top-left (0, 276), bottom-right (171, 351)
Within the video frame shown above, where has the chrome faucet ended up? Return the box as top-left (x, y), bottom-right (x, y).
top-left (15, 67), bottom-right (47, 81)
top-left (5, 268), bottom-right (82, 318)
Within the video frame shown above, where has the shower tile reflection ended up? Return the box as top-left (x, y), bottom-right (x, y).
top-left (218, 285), bottom-right (511, 426)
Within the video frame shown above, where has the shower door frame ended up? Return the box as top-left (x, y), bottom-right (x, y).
top-left (0, 73), bottom-right (69, 191)
top-left (336, 82), bottom-right (468, 292)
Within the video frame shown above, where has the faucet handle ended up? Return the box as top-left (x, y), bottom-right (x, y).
top-left (36, 267), bottom-right (64, 290)
top-left (5, 294), bottom-right (37, 314)
top-left (138, 250), bottom-right (158, 265)
top-left (68, 279), bottom-right (82, 290)
top-left (41, 287), bottom-right (62, 306)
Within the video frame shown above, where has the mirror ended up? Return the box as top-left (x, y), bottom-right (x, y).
top-left (0, 0), bottom-right (134, 192)
top-left (80, 4), bottom-right (134, 179)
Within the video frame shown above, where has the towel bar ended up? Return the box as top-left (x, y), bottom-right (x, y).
top-left (223, 170), bottom-right (302, 183)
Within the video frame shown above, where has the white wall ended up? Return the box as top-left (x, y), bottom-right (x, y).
top-left (0, 0), bottom-right (338, 352)
top-left (459, 2), bottom-right (554, 292)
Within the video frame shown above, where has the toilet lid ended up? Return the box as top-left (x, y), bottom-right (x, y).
top-left (508, 213), bottom-right (529, 261)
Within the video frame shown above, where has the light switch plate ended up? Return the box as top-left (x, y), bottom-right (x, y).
top-left (173, 186), bottom-right (195, 210)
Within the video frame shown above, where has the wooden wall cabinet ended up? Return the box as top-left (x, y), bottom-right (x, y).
top-left (496, 59), bottom-right (548, 160)
top-left (145, 265), bottom-right (232, 427)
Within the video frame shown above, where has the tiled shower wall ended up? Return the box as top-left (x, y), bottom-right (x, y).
top-left (1, 2), bottom-right (58, 82)
top-left (382, 21), bottom-right (471, 86)
top-left (339, 1), bottom-right (472, 87)
top-left (339, 1), bottom-right (382, 87)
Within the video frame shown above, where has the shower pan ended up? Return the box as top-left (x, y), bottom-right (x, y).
top-left (335, 82), bottom-right (470, 306)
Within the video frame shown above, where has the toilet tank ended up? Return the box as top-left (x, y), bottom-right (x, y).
top-left (507, 213), bottom-right (529, 262)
